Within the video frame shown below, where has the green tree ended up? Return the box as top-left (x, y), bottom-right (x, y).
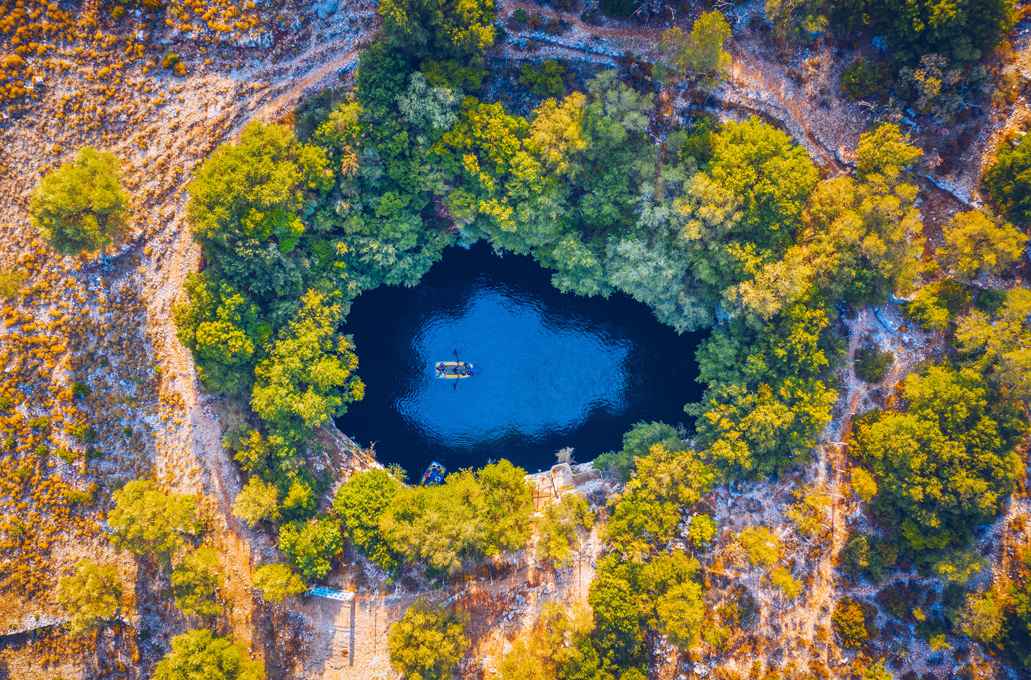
top-left (536, 493), bottom-right (595, 568)
top-left (955, 286), bottom-right (1031, 403)
top-left (379, 0), bottom-right (494, 59)
top-left (388, 600), bottom-right (470, 680)
top-left (186, 122), bottom-right (332, 312)
top-left (985, 133), bottom-right (1031, 225)
top-left (588, 572), bottom-right (645, 664)
top-left (688, 514), bottom-right (717, 547)
top-left (832, 597), bottom-right (875, 648)
top-left (860, 661), bottom-right (894, 680)
top-left (605, 444), bottom-right (715, 562)
top-left (252, 563), bottom-right (308, 602)
top-left (173, 273), bottom-right (269, 395)
top-left (519, 60), bottom-right (565, 98)
top-left (380, 461), bottom-right (533, 573)
top-left (108, 480), bottom-right (199, 565)
top-left (154, 629), bottom-right (264, 680)
top-left (856, 124), bottom-right (923, 179)
top-left (870, 0), bottom-right (1014, 67)
top-left (56, 560), bottom-right (122, 635)
top-left (658, 11), bottom-right (732, 89)
top-left (738, 527), bottom-right (780, 568)
top-left (903, 279), bottom-right (970, 331)
top-left (233, 477), bottom-right (282, 528)
top-left (853, 364), bottom-right (1023, 552)
top-left (851, 467), bottom-right (878, 502)
top-left (956, 589), bottom-right (1007, 645)
top-left (655, 581), bottom-right (704, 649)
top-left (333, 468), bottom-right (404, 571)
top-left (278, 515), bottom-right (344, 581)
top-left (171, 547), bottom-right (223, 617)
top-left (784, 485), bottom-right (830, 537)
top-left (765, 0), bottom-right (828, 42)
top-left (770, 566), bottom-right (801, 599)
top-left (30, 147), bottom-right (131, 257)
top-left (251, 289), bottom-right (364, 448)
top-left (938, 209), bottom-right (1026, 280)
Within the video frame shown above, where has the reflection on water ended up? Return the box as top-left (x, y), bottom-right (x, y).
top-left (337, 242), bottom-right (706, 477)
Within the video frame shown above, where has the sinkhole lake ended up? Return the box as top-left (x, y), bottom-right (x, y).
top-left (336, 242), bottom-right (706, 477)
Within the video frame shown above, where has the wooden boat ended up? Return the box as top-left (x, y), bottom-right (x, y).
top-left (434, 361), bottom-right (482, 379)
top-left (420, 461), bottom-right (447, 486)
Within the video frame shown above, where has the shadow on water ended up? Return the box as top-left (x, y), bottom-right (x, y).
top-left (336, 242), bottom-right (707, 477)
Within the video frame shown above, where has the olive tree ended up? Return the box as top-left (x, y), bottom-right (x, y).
top-left (154, 629), bottom-right (264, 680)
top-left (108, 480), bottom-right (200, 566)
top-left (389, 600), bottom-right (470, 680)
top-left (56, 559), bottom-right (122, 635)
top-left (31, 147), bottom-right (131, 257)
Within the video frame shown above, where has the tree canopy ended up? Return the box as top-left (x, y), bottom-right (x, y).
top-left (31, 147), bottom-right (131, 257)
top-left (56, 560), bottom-right (122, 636)
top-left (388, 600), bottom-right (470, 680)
top-left (108, 480), bottom-right (199, 565)
top-left (154, 629), bottom-right (264, 680)
top-left (853, 364), bottom-right (1023, 553)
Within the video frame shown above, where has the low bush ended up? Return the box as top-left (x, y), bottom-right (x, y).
top-left (840, 59), bottom-right (891, 102)
top-left (832, 597), bottom-right (876, 648)
top-left (855, 343), bottom-right (893, 383)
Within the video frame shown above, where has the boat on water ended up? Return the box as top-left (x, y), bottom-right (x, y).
top-left (420, 461), bottom-right (447, 486)
top-left (434, 361), bottom-right (482, 379)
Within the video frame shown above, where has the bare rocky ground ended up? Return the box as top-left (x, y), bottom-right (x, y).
top-left (1, 0), bottom-right (1030, 678)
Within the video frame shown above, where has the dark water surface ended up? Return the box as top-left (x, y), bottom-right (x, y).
top-left (336, 242), bottom-right (706, 477)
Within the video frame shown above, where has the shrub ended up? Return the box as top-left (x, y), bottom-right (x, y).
top-left (984, 134), bottom-right (1031, 224)
top-left (389, 600), bottom-right (470, 680)
top-left (855, 343), bottom-right (893, 383)
top-left (28, 416), bottom-right (50, 429)
top-left (30, 148), bottom-right (131, 257)
top-left (57, 447), bottom-right (77, 464)
top-left (519, 60), bottom-right (565, 98)
top-left (252, 563), bottom-right (307, 603)
top-left (154, 629), bottom-right (263, 680)
top-left (161, 52), bottom-right (181, 68)
top-left (0, 268), bottom-right (28, 299)
top-left (34, 444), bottom-right (49, 457)
top-left (513, 8), bottom-right (527, 22)
top-left (68, 422), bottom-right (97, 443)
top-left (832, 597), bottom-right (876, 648)
top-left (770, 566), bottom-right (801, 600)
top-left (904, 279), bottom-right (970, 330)
top-left (840, 59), bottom-right (890, 102)
top-left (56, 560), bottom-right (122, 636)
top-left (70, 381), bottom-right (91, 397)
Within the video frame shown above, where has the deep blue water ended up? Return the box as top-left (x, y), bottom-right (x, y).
top-left (336, 242), bottom-right (706, 477)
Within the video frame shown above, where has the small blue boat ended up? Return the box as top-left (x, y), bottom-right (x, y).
top-left (420, 461), bottom-right (446, 486)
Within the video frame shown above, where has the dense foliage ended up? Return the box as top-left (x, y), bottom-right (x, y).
top-left (56, 560), bottom-right (123, 636)
top-left (154, 629), bottom-right (264, 680)
top-left (852, 364), bottom-right (1024, 554)
top-left (388, 600), bottom-right (470, 680)
top-left (30, 147), bottom-right (131, 257)
top-left (108, 480), bottom-right (200, 566)
top-left (336, 460), bottom-right (533, 574)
